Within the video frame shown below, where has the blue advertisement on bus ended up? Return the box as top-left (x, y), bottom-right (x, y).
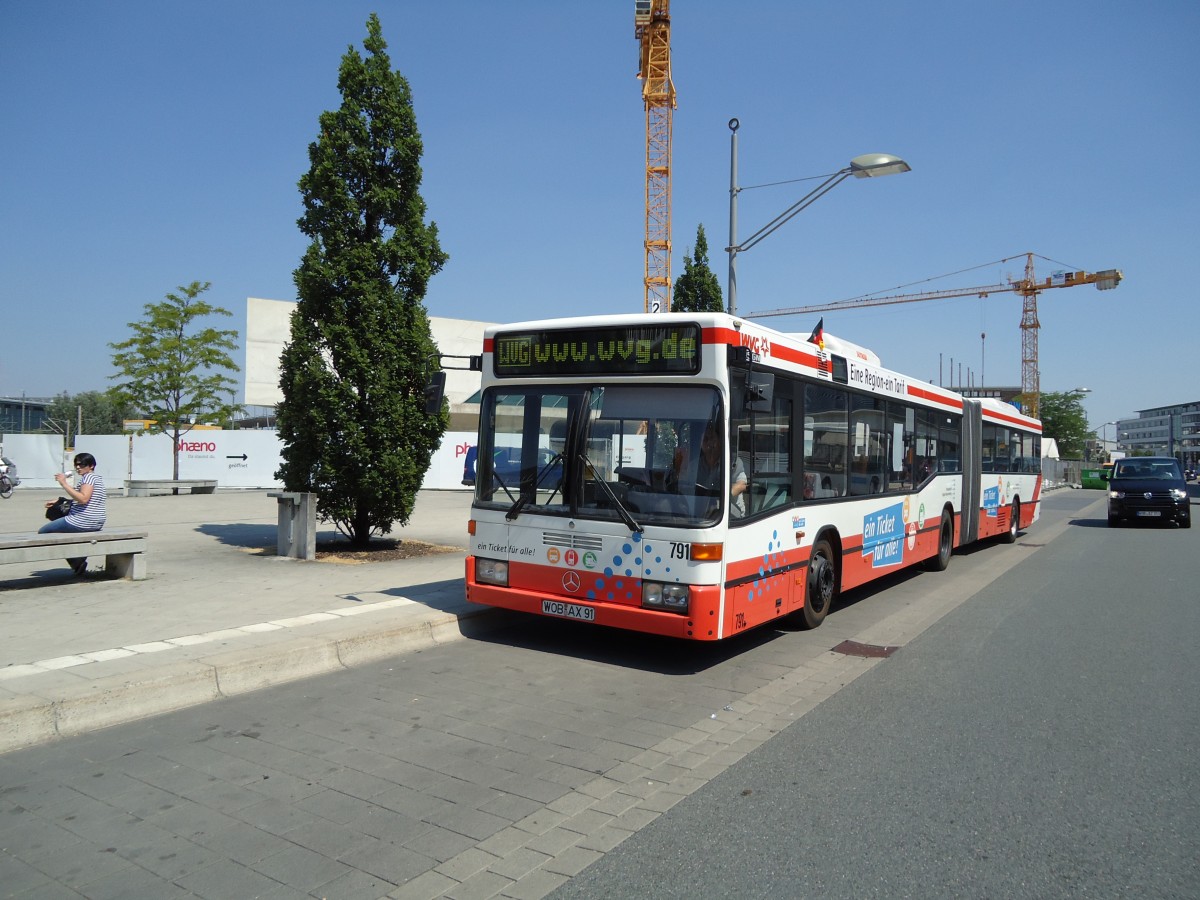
top-left (983, 484), bottom-right (1001, 517)
top-left (862, 502), bottom-right (905, 569)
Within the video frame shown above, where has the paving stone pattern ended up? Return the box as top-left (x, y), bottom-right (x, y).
top-left (0, 618), bottom-right (884, 899)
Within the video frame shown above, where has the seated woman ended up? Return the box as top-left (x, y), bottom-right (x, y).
top-left (39, 452), bottom-right (107, 576)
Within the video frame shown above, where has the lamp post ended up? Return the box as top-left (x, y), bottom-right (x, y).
top-left (725, 118), bottom-right (910, 315)
top-left (1093, 420), bottom-right (1118, 463)
top-left (1101, 421), bottom-right (1117, 458)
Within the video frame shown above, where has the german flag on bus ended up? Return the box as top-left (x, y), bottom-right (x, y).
top-left (807, 317), bottom-right (825, 350)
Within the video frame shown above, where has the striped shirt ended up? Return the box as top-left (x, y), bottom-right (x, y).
top-left (66, 472), bottom-right (107, 529)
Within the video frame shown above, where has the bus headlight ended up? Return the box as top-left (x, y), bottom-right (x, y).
top-left (1109, 490), bottom-right (1125, 499)
top-left (476, 558), bottom-right (509, 587)
top-left (642, 582), bottom-right (689, 613)
top-left (1171, 488), bottom-right (1188, 501)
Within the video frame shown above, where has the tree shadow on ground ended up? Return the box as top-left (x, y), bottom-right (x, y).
top-left (195, 523), bottom-right (464, 558)
top-left (196, 522), bottom-right (281, 550)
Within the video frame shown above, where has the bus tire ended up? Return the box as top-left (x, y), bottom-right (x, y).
top-left (799, 538), bottom-right (837, 629)
top-left (925, 511), bottom-right (953, 571)
top-left (1002, 499), bottom-right (1020, 543)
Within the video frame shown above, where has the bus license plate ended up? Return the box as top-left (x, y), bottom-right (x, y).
top-left (1137, 510), bottom-right (1161, 517)
top-left (542, 600), bottom-right (595, 622)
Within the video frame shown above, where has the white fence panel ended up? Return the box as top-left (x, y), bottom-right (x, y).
top-left (6, 429), bottom-right (478, 492)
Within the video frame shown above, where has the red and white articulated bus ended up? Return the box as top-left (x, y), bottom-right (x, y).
top-left (465, 312), bottom-right (1041, 640)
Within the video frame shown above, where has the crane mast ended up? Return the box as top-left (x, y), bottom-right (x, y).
top-left (750, 252), bottom-right (1122, 418)
top-left (635, 0), bottom-right (676, 312)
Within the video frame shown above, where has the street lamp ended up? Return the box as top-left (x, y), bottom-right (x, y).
top-left (1097, 420), bottom-right (1118, 462)
top-left (725, 118), bottom-right (910, 314)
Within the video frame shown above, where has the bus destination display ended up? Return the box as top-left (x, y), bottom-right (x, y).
top-left (493, 324), bottom-right (701, 377)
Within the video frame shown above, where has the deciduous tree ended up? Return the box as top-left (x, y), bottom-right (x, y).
top-left (109, 281), bottom-right (240, 478)
top-left (276, 13), bottom-right (449, 546)
top-left (45, 391), bottom-right (132, 443)
top-left (1037, 391), bottom-right (1090, 458)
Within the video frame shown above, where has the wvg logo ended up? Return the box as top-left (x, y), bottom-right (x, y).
top-left (177, 441), bottom-right (217, 453)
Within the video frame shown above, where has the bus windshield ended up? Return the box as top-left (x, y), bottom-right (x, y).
top-left (476, 384), bottom-right (724, 528)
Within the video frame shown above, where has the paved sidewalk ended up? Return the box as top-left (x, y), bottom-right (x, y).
top-left (0, 487), bottom-right (490, 754)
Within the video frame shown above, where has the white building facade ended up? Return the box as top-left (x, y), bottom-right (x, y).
top-left (1116, 401), bottom-right (1200, 466)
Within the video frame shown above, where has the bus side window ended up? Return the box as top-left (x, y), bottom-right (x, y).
top-left (939, 417), bottom-right (961, 472)
top-left (803, 383), bottom-right (848, 501)
top-left (981, 424), bottom-right (996, 473)
top-left (914, 408), bottom-right (938, 484)
top-left (887, 403), bottom-right (911, 492)
top-left (735, 382), bottom-right (793, 517)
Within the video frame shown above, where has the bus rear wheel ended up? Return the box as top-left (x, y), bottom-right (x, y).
top-left (799, 538), bottom-right (837, 629)
top-left (925, 511), bottom-right (953, 571)
top-left (1002, 499), bottom-right (1020, 543)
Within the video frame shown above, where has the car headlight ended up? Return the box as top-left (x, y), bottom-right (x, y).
top-left (1109, 490), bottom-right (1125, 499)
top-left (475, 558), bottom-right (509, 587)
top-left (642, 582), bottom-right (689, 613)
top-left (1171, 488), bottom-right (1188, 501)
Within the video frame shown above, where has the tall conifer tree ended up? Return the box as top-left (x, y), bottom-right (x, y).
top-left (276, 14), bottom-right (448, 545)
top-left (671, 224), bottom-right (724, 313)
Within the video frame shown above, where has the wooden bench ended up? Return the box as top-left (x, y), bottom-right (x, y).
top-left (0, 531), bottom-right (149, 580)
top-left (125, 479), bottom-right (217, 497)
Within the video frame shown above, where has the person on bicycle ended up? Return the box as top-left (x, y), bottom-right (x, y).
top-left (0, 455), bottom-right (18, 493)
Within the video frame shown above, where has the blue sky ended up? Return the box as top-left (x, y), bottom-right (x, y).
top-left (2, 1), bottom-right (1196, 431)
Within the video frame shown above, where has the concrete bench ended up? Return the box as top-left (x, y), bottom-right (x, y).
top-left (0, 530), bottom-right (149, 580)
top-left (125, 479), bottom-right (217, 497)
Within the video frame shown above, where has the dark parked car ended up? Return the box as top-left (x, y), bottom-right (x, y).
top-left (1105, 457), bottom-right (1191, 528)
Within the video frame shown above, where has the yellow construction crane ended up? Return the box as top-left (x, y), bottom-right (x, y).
top-left (635, 0), bottom-right (676, 312)
top-left (750, 252), bottom-right (1122, 418)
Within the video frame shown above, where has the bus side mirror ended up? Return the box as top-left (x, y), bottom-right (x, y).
top-left (744, 373), bottom-right (774, 413)
top-left (423, 371), bottom-right (447, 415)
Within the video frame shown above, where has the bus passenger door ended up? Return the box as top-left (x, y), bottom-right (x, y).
top-left (961, 399), bottom-right (982, 544)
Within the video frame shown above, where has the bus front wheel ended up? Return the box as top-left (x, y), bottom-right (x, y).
top-left (799, 538), bottom-right (837, 629)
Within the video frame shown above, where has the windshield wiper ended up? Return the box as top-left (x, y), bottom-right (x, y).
top-left (505, 452), bottom-right (564, 521)
top-left (579, 450), bottom-right (643, 534)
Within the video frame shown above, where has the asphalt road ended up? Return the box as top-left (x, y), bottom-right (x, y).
top-left (553, 489), bottom-right (1200, 899)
